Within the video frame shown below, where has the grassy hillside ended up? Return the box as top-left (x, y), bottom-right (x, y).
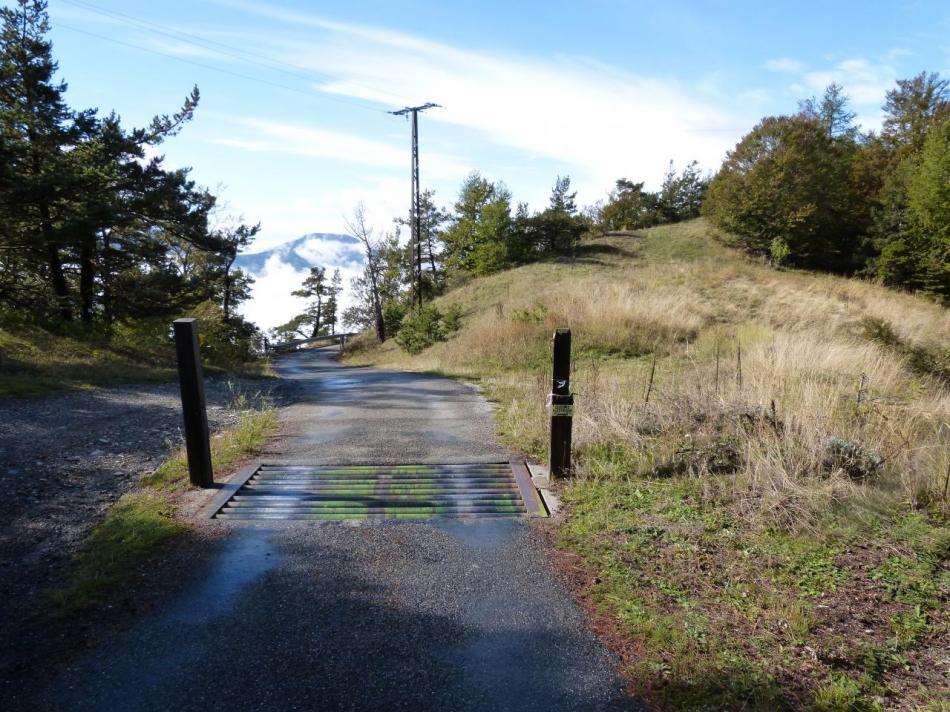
top-left (0, 315), bottom-right (272, 396)
top-left (0, 318), bottom-right (175, 396)
top-left (346, 219), bottom-right (950, 710)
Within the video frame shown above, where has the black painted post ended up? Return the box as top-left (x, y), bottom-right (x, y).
top-left (549, 328), bottom-right (574, 477)
top-left (173, 318), bottom-right (214, 488)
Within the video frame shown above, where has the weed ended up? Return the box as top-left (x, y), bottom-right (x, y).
top-left (812, 675), bottom-right (883, 711)
top-left (344, 219), bottom-right (950, 709)
top-left (869, 556), bottom-right (940, 609)
top-left (142, 408), bottom-right (278, 490)
top-left (510, 303), bottom-right (549, 323)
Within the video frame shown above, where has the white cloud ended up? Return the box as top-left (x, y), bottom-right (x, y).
top-left (210, 117), bottom-right (470, 179)
top-left (239, 254), bottom-right (309, 331)
top-left (293, 237), bottom-right (363, 268)
top-left (803, 57), bottom-right (897, 105)
top-left (239, 253), bottom-right (364, 331)
top-left (767, 54), bottom-right (903, 130)
top-left (231, 174), bottom-right (409, 252)
top-left (210, 0), bottom-right (746, 191)
top-left (142, 37), bottom-right (234, 61)
top-left (765, 57), bottom-right (804, 73)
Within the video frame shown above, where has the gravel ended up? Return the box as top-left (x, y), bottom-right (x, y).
top-left (0, 375), bottom-right (278, 631)
top-left (3, 348), bottom-right (644, 711)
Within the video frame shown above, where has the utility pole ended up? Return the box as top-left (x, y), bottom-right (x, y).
top-left (389, 102), bottom-right (440, 309)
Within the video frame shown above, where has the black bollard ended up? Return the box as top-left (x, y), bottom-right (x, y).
top-left (173, 318), bottom-right (214, 488)
top-left (549, 328), bottom-right (574, 477)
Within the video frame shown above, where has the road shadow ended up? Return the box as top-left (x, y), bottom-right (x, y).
top-left (17, 525), bottom-right (642, 712)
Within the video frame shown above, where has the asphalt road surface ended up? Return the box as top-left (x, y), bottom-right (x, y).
top-left (49, 347), bottom-right (641, 711)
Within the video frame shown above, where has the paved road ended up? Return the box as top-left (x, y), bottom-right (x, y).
top-left (49, 348), bottom-right (640, 711)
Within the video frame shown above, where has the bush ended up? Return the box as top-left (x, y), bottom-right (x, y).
top-left (510, 303), bottom-right (549, 323)
top-left (442, 303), bottom-right (463, 332)
top-left (382, 301), bottom-right (407, 339)
top-left (186, 301), bottom-right (261, 368)
top-left (394, 304), bottom-right (463, 354)
top-left (395, 305), bottom-right (446, 354)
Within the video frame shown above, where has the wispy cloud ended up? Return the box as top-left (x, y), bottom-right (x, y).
top-left (764, 53), bottom-right (904, 129)
top-left (765, 57), bottom-right (804, 73)
top-left (802, 57), bottom-right (898, 105)
top-left (293, 237), bottom-right (363, 268)
top-left (210, 117), bottom-right (469, 180)
top-left (210, 0), bottom-right (748, 190)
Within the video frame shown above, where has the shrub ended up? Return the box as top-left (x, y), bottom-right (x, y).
top-left (382, 301), bottom-right (407, 339)
top-left (770, 237), bottom-right (791, 266)
top-left (442, 303), bottom-right (463, 333)
top-left (395, 305), bottom-right (446, 354)
top-left (185, 301), bottom-right (261, 368)
top-left (821, 437), bottom-right (885, 481)
top-left (510, 303), bottom-right (549, 323)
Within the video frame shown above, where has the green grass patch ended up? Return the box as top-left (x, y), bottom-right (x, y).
top-left (0, 318), bottom-right (175, 396)
top-left (558, 471), bottom-right (950, 709)
top-left (0, 313), bottom-right (275, 397)
top-left (141, 408), bottom-right (279, 490)
top-left (54, 493), bottom-right (186, 610)
top-left (57, 406), bottom-right (279, 610)
top-left (343, 219), bottom-right (950, 710)
top-left (861, 315), bottom-right (950, 385)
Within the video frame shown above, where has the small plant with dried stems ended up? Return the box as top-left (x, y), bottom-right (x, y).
top-left (346, 220), bottom-right (950, 709)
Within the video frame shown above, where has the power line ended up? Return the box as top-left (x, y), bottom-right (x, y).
top-left (389, 103), bottom-right (440, 309)
top-left (52, 20), bottom-right (387, 114)
top-left (57, 0), bottom-right (408, 106)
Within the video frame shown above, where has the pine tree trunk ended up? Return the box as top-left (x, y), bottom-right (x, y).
top-left (223, 271), bottom-right (232, 324)
top-left (79, 232), bottom-right (96, 323)
top-left (40, 203), bottom-right (71, 321)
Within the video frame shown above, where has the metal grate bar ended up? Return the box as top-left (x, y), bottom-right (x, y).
top-left (211, 461), bottom-right (546, 521)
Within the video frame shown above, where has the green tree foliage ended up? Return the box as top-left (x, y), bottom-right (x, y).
top-left (272, 266), bottom-right (342, 342)
top-left (291, 267), bottom-right (329, 338)
top-left (599, 179), bottom-right (660, 231)
top-left (703, 74), bottom-right (949, 299)
top-left (323, 268), bottom-right (342, 334)
top-left (439, 172), bottom-right (516, 276)
top-left (0, 1), bottom-right (261, 359)
top-left (703, 114), bottom-right (859, 269)
top-left (269, 313), bottom-right (311, 344)
top-left (597, 163), bottom-right (706, 232)
top-left (395, 188), bottom-right (449, 296)
top-left (877, 119), bottom-right (950, 295)
top-left (799, 82), bottom-right (859, 139)
top-left (394, 304), bottom-right (462, 355)
top-left (881, 72), bottom-right (950, 156)
top-left (519, 175), bottom-right (587, 256)
top-left (657, 161), bottom-right (708, 222)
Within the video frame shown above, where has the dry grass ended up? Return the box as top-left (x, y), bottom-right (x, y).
top-left (352, 220), bottom-right (950, 521)
top-left (347, 219), bottom-right (950, 707)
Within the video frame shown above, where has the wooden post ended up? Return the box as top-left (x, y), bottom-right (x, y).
top-left (549, 328), bottom-right (574, 477)
top-left (173, 318), bottom-right (214, 488)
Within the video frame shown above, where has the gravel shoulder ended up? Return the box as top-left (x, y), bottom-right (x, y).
top-left (2, 349), bottom-right (642, 711)
top-left (0, 374), bottom-right (282, 678)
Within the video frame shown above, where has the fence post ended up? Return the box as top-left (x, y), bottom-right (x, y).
top-left (173, 318), bottom-right (214, 488)
top-left (549, 328), bottom-right (574, 477)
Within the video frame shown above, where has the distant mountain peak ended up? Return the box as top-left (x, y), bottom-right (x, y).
top-left (235, 232), bottom-right (363, 275)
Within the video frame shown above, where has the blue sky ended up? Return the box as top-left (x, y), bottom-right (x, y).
top-left (42, 0), bottom-right (950, 244)
top-left (30, 0), bottom-right (950, 327)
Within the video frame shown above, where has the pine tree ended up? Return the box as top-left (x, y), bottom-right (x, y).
top-left (0, 0), bottom-right (92, 319)
top-left (323, 268), bottom-right (342, 334)
top-left (292, 266), bottom-right (328, 338)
